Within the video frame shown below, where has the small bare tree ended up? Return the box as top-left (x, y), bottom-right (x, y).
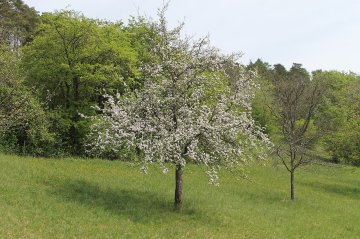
top-left (271, 64), bottom-right (324, 200)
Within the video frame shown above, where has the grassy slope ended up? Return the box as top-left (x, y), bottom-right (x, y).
top-left (0, 154), bottom-right (359, 238)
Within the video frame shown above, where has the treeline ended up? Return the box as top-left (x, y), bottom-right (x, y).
top-left (0, 0), bottom-right (359, 165)
top-left (248, 60), bottom-right (360, 166)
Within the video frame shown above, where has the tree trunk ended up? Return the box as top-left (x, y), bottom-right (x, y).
top-left (71, 75), bottom-right (81, 154)
top-left (290, 170), bottom-right (295, 200)
top-left (174, 164), bottom-right (183, 210)
top-left (73, 75), bottom-right (80, 102)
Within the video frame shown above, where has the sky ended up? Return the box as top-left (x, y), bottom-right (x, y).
top-left (23, 0), bottom-right (360, 73)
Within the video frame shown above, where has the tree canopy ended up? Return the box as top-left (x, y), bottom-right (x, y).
top-left (0, 0), bottom-right (38, 50)
top-left (22, 10), bottom-right (143, 154)
top-left (89, 8), bottom-right (269, 208)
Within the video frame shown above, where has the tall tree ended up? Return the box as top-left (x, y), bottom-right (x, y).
top-left (0, 44), bottom-right (26, 132)
top-left (22, 10), bottom-right (139, 154)
top-left (271, 63), bottom-right (324, 200)
top-left (89, 7), bottom-right (269, 209)
top-left (315, 71), bottom-right (360, 165)
top-left (247, 59), bottom-right (278, 136)
top-left (0, 44), bottom-right (51, 155)
top-left (0, 0), bottom-right (38, 51)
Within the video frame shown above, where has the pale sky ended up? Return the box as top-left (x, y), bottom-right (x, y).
top-left (23, 0), bottom-right (360, 73)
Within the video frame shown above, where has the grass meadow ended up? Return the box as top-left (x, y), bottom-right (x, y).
top-left (0, 154), bottom-right (359, 238)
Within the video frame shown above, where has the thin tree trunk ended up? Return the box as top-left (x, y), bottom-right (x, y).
top-left (71, 75), bottom-right (80, 154)
top-left (174, 164), bottom-right (183, 210)
top-left (290, 170), bottom-right (295, 200)
top-left (73, 76), bottom-right (80, 102)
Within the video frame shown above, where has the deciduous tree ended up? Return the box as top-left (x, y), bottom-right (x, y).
top-left (0, 44), bottom-right (52, 155)
top-left (22, 10), bottom-right (139, 154)
top-left (271, 64), bottom-right (324, 200)
top-left (315, 71), bottom-right (360, 165)
top-left (0, 44), bottom-right (27, 132)
top-left (89, 7), bottom-right (269, 209)
top-left (0, 0), bottom-right (38, 51)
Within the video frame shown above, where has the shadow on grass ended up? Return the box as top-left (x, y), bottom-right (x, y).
top-left (46, 178), bottom-right (219, 225)
top-left (301, 181), bottom-right (360, 200)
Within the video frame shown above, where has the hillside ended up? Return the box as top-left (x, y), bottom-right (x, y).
top-left (0, 154), bottom-right (359, 238)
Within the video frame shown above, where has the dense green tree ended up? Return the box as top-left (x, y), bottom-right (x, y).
top-left (0, 44), bottom-right (52, 155)
top-left (22, 10), bottom-right (140, 154)
top-left (247, 59), bottom-right (278, 136)
top-left (315, 71), bottom-right (360, 165)
top-left (0, 0), bottom-right (38, 50)
top-left (0, 44), bottom-right (26, 133)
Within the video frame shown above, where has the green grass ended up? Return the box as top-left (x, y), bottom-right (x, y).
top-left (0, 154), bottom-right (360, 238)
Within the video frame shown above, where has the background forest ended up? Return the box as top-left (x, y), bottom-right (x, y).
top-left (1, 0), bottom-right (359, 166)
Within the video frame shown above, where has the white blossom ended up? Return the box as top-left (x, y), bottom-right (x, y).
top-left (88, 9), bottom-right (270, 184)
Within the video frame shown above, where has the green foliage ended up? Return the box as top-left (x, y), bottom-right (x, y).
top-left (0, 44), bottom-right (54, 156)
top-left (247, 59), bottom-right (279, 136)
top-left (250, 62), bottom-right (360, 167)
top-left (315, 71), bottom-right (360, 165)
top-left (22, 10), bottom-right (143, 155)
top-left (126, 16), bottom-right (158, 65)
top-left (1, 2), bottom-right (358, 166)
top-left (0, 0), bottom-right (38, 50)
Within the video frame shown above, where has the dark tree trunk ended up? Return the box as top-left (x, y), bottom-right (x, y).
top-left (70, 75), bottom-right (81, 154)
top-left (174, 164), bottom-right (183, 210)
top-left (290, 170), bottom-right (295, 200)
top-left (63, 81), bottom-right (70, 109)
top-left (73, 76), bottom-right (80, 102)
